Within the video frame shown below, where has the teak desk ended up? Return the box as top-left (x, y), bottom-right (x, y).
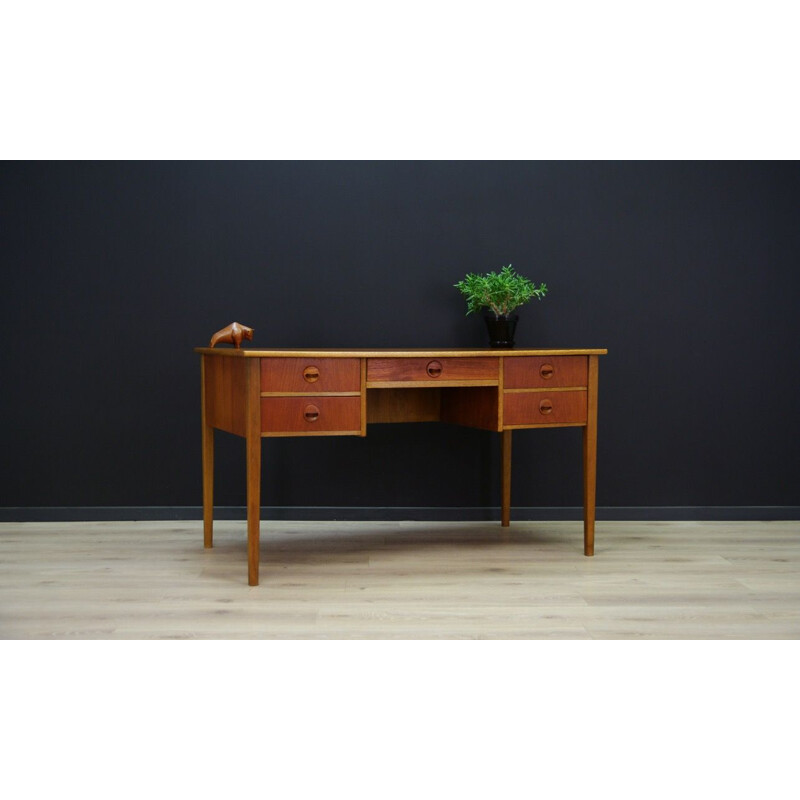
top-left (196, 347), bottom-right (607, 585)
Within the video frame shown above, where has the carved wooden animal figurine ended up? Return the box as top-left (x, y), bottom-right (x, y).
top-left (209, 322), bottom-right (254, 349)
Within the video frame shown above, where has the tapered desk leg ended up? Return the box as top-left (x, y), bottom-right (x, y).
top-left (201, 357), bottom-right (214, 549)
top-left (202, 426), bottom-right (214, 548)
top-left (245, 359), bottom-right (261, 586)
top-left (501, 429), bottom-right (512, 527)
top-left (246, 432), bottom-right (261, 585)
top-left (583, 355), bottom-right (599, 556)
top-left (582, 427), bottom-right (596, 555)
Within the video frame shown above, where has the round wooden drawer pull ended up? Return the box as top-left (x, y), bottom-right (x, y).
top-left (303, 404), bottom-right (320, 422)
top-left (426, 360), bottom-right (443, 378)
top-left (540, 364), bottom-right (555, 379)
top-left (303, 366), bottom-right (320, 383)
top-left (539, 399), bottom-right (554, 415)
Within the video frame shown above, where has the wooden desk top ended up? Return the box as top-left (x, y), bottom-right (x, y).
top-left (195, 347), bottom-right (608, 358)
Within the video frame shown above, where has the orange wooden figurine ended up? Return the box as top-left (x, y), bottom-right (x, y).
top-left (209, 321), bottom-right (254, 349)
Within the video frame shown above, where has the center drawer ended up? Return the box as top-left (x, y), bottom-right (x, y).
top-left (367, 357), bottom-right (499, 384)
top-left (261, 358), bottom-right (360, 393)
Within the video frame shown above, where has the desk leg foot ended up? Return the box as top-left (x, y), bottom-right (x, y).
top-left (501, 430), bottom-right (512, 527)
top-left (247, 532), bottom-right (260, 586)
top-left (584, 524), bottom-right (595, 557)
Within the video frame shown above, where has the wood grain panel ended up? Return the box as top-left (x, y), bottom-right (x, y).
top-left (440, 387), bottom-right (500, 431)
top-left (203, 353), bottom-right (247, 436)
top-left (367, 357), bottom-right (499, 383)
top-left (504, 356), bottom-right (587, 389)
top-left (261, 396), bottom-right (361, 433)
top-left (261, 357), bottom-right (361, 393)
top-left (503, 389), bottom-right (587, 426)
top-left (366, 388), bottom-right (442, 423)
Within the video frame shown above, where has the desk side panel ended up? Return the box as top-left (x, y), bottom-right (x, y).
top-left (203, 354), bottom-right (248, 436)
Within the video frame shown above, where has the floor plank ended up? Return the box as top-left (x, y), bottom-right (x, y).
top-left (1, 520), bottom-right (798, 639)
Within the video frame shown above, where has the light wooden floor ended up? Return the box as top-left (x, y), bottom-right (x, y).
top-left (1, 519), bottom-right (798, 639)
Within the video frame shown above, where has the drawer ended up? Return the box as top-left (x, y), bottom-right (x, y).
top-left (367, 357), bottom-right (499, 384)
top-left (261, 396), bottom-right (361, 433)
top-left (261, 358), bottom-right (360, 393)
top-left (504, 356), bottom-right (587, 389)
top-left (504, 390), bottom-right (587, 426)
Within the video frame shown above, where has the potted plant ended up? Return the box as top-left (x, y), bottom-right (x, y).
top-left (454, 264), bottom-right (548, 347)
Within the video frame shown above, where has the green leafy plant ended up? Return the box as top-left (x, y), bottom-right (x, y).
top-left (454, 264), bottom-right (548, 318)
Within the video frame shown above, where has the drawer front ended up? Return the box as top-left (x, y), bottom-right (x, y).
top-left (504, 355), bottom-right (587, 389)
top-left (504, 390), bottom-right (587, 426)
top-left (261, 358), bottom-right (360, 393)
top-left (261, 396), bottom-right (361, 433)
top-left (367, 357), bottom-right (499, 383)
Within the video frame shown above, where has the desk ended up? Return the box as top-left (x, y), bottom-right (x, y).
top-left (195, 347), bottom-right (607, 585)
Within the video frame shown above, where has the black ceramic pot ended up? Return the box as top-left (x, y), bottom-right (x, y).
top-left (484, 314), bottom-right (518, 348)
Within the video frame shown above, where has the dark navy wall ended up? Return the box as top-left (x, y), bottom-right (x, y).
top-left (2, 161), bottom-right (799, 515)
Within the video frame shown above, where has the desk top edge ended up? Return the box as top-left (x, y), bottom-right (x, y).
top-left (195, 347), bottom-right (608, 357)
